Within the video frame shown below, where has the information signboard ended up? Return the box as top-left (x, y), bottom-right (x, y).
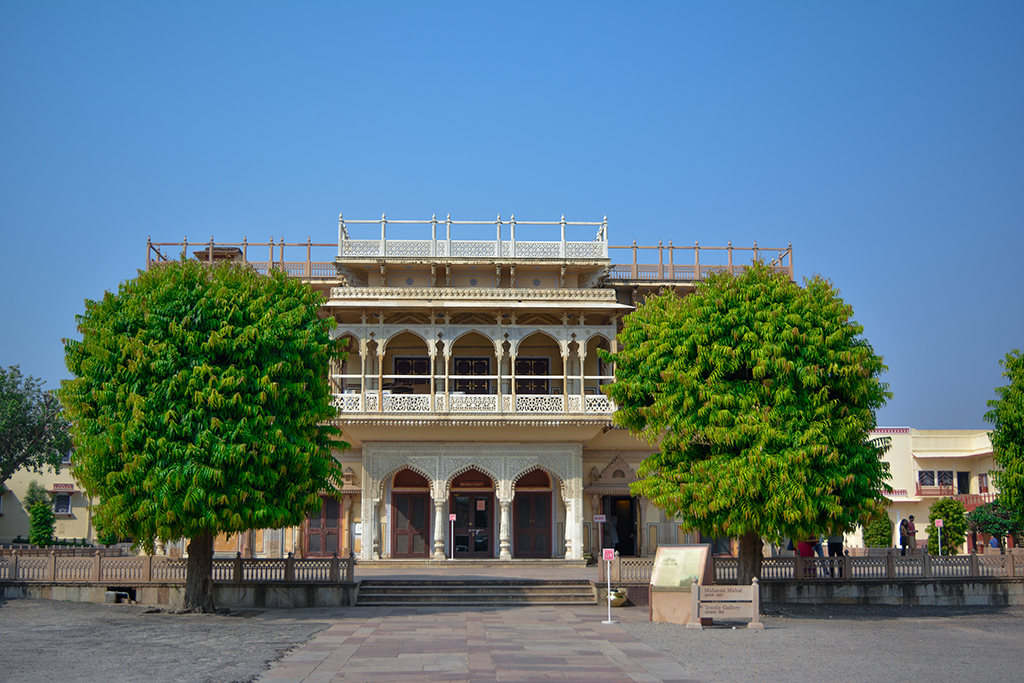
top-left (650, 545), bottom-right (710, 590)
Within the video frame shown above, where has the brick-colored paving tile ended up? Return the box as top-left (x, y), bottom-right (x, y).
top-left (258, 605), bottom-right (701, 683)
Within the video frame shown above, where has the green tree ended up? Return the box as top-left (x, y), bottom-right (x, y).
top-left (29, 501), bottom-right (56, 547)
top-left (862, 516), bottom-right (894, 549)
top-left (23, 479), bottom-right (50, 509)
top-left (985, 350), bottom-right (1024, 517)
top-left (1, 366), bottom-right (73, 487)
top-left (60, 260), bottom-right (346, 612)
top-left (926, 498), bottom-right (967, 555)
top-left (601, 264), bottom-right (891, 585)
top-left (966, 499), bottom-right (1022, 551)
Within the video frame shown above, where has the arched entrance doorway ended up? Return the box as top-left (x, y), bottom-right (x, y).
top-left (514, 469), bottom-right (552, 558)
top-left (449, 469), bottom-right (495, 558)
top-left (391, 469), bottom-right (431, 558)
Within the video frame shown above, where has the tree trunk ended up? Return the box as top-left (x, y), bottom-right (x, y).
top-left (183, 533), bottom-right (216, 613)
top-left (737, 531), bottom-right (763, 586)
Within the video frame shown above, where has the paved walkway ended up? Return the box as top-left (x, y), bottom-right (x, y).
top-left (257, 604), bottom-right (701, 683)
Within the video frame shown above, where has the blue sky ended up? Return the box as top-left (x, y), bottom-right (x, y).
top-left (2, 2), bottom-right (1021, 429)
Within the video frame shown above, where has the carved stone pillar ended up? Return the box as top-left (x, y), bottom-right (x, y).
top-left (342, 495), bottom-right (353, 556)
top-left (370, 498), bottom-right (381, 560)
top-left (432, 493), bottom-right (447, 560)
top-left (498, 497), bottom-right (512, 560)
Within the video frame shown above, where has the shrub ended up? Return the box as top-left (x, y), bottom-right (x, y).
top-left (28, 501), bottom-right (55, 546)
top-left (926, 498), bottom-right (968, 555)
top-left (862, 516), bottom-right (894, 548)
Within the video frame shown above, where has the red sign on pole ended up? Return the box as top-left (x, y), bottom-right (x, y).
top-left (603, 548), bottom-right (615, 562)
top-left (449, 514), bottom-right (457, 521)
top-left (935, 519), bottom-right (944, 528)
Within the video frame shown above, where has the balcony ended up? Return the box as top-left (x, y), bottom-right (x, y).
top-left (332, 391), bottom-right (615, 417)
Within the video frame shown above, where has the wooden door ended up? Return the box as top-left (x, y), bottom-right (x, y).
top-left (305, 496), bottom-right (340, 557)
top-left (451, 493), bottom-right (493, 557)
top-left (392, 492), bottom-right (430, 557)
top-left (514, 492), bottom-right (551, 558)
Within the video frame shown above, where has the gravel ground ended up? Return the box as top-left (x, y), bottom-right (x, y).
top-left (2, 599), bottom-right (1022, 683)
top-left (621, 603), bottom-right (1024, 683)
top-left (0, 599), bottom-right (329, 683)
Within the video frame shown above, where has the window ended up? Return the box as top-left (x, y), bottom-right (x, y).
top-left (979, 473), bottom-right (989, 494)
top-left (515, 358), bottom-right (549, 394)
top-left (453, 358), bottom-right (490, 394)
top-left (918, 471), bottom-right (954, 488)
top-left (53, 493), bottom-right (72, 515)
top-left (61, 451), bottom-right (73, 466)
top-left (394, 357), bottom-right (430, 386)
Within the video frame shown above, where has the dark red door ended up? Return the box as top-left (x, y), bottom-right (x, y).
top-left (305, 496), bottom-right (340, 557)
top-left (514, 492), bottom-right (551, 558)
top-left (392, 493), bottom-right (430, 557)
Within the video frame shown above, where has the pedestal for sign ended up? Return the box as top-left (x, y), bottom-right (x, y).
top-left (648, 544), bottom-right (714, 626)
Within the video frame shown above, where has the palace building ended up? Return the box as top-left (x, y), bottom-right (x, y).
top-left (143, 215), bottom-right (794, 562)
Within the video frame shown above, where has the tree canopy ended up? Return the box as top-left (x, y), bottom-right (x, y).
top-left (0, 365), bottom-right (72, 488)
top-left (966, 499), bottom-right (1022, 550)
top-left (61, 260), bottom-right (346, 611)
top-left (985, 349), bottom-right (1024, 517)
top-left (601, 263), bottom-right (891, 583)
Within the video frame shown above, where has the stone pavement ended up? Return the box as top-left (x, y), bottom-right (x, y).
top-left (257, 603), bottom-right (701, 683)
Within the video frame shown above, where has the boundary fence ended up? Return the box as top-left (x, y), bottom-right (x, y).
top-left (0, 551), bottom-right (355, 584)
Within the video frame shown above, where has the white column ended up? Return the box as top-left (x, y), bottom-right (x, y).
top-left (370, 498), bottom-right (381, 560)
top-left (499, 497), bottom-right (512, 560)
top-left (432, 493), bottom-right (446, 560)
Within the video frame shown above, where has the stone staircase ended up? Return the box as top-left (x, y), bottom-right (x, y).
top-left (355, 579), bottom-right (597, 606)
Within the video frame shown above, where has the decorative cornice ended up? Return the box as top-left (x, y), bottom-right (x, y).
top-left (330, 417), bottom-right (613, 428)
top-left (328, 287), bottom-right (618, 301)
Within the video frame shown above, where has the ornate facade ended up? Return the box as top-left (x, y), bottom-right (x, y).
top-left (140, 215), bottom-right (794, 561)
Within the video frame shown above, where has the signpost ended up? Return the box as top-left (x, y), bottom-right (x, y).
top-left (686, 580), bottom-right (764, 630)
top-left (602, 547), bottom-right (616, 624)
top-left (449, 513), bottom-right (457, 560)
top-left (936, 518), bottom-right (944, 556)
top-left (594, 514), bottom-right (606, 556)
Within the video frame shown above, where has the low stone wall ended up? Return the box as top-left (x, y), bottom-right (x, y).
top-left (2, 582), bottom-right (184, 608)
top-left (214, 582), bottom-right (357, 608)
top-left (1, 581), bottom-right (358, 608)
top-left (760, 578), bottom-right (1024, 607)
top-left (608, 578), bottom-right (1024, 608)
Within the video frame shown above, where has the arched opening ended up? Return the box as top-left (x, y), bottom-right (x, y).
top-left (515, 331), bottom-right (562, 395)
top-left (450, 331), bottom-right (496, 395)
top-left (391, 468), bottom-right (430, 558)
top-left (514, 469), bottom-right (553, 558)
top-left (449, 469), bottom-right (495, 558)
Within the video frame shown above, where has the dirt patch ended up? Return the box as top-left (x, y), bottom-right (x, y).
top-left (0, 599), bottom-right (329, 683)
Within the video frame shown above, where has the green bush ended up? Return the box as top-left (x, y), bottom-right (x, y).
top-left (28, 501), bottom-right (55, 546)
top-left (23, 480), bottom-right (49, 510)
top-left (863, 516), bottom-right (894, 548)
top-left (927, 498), bottom-right (968, 555)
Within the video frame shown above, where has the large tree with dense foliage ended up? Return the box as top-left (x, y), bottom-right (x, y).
top-left (985, 349), bottom-right (1024, 517)
top-left (601, 264), bottom-right (891, 585)
top-left (0, 366), bottom-right (72, 488)
top-left (61, 260), bottom-right (345, 612)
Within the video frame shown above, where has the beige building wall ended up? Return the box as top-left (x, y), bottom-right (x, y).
top-left (0, 461), bottom-right (96, 545)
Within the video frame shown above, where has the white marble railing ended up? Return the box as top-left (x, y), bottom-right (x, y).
top-left (332, 392), bottom-right (615, 416)
top-left (340, 238), bottom-right (607, 260)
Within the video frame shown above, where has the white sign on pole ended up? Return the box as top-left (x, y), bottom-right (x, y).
top-left (593, 514), bottom-right (607, 523)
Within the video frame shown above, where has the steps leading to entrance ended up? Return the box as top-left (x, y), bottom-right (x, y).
top-left (356, 580), bottom-right (597, 606)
